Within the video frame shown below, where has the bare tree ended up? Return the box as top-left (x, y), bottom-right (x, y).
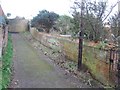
top-left (71, 0), bottom-right (120, 42)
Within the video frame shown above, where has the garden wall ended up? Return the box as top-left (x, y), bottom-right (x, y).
top-left (30, 28), bottom-right (117, 87)
top-left (8, 18), bottom-right (29, 32)
top-left (0, 26), bottom-right (8, 57)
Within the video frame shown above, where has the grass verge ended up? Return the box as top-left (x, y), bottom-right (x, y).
top-left (2, 33), bottom-right (13, 89)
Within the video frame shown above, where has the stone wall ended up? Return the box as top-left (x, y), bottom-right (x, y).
top-left (8, 18), bottom-right (29, 32)
top-left (30, 28), bottom-right (61, 51)
top-left (30, 28), bottom-right (117, 87)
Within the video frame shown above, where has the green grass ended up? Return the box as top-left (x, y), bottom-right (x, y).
top-left (2, 33), bottom-right (13, 89)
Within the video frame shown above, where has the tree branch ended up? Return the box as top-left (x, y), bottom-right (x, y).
top-left (102, 0), bottom-right (120, 22)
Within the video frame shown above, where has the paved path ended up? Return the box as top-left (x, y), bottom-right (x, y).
top-left (10, 33), bottom-right (88, 88)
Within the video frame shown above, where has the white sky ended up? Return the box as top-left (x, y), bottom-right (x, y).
top-left (0, 0), bottom-right (119, 19)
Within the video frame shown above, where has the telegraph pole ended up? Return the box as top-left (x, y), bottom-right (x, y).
top-left (78, 0), bottom-right (84, 71)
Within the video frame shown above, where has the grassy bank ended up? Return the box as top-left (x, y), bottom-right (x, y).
top-left (2, 33), bottom-right (13, 89)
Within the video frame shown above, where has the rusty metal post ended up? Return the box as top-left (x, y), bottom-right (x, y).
top-left (78, 0), bottom-right (84, 71)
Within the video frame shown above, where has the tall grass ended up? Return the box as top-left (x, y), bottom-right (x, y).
top-left (2, 33), bottom-right (13, 89)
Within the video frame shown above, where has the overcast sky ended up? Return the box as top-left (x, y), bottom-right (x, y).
top-left (0, 0), bottom-right (119, 19)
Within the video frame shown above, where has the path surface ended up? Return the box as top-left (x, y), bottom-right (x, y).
top-left (10, 33), bottom-right (89, 88)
